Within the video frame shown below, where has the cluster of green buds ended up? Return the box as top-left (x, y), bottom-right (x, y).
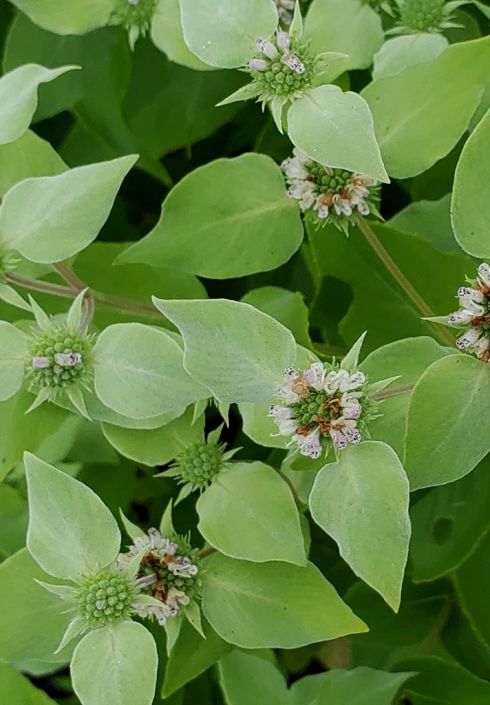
top-left (25, 292), bottom-right (93, 416)
top-left (163, 425), bottom-right (238, 501)
top-left (110, 0), bottom-right (158, 48)
top-left (389, 0), bottom-right (464, 34)
top-left (218, 5), bottom-right (345, 132)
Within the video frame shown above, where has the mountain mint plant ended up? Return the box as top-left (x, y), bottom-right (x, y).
top-left (0, 1), bottom-right (489, 704)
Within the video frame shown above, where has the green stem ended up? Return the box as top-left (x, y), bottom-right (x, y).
top-left (355, 216), bottom-right (455, 346)
top-left (6, 271), bottom-right (161, 320)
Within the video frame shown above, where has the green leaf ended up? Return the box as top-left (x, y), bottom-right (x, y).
top-left (197, 461), bottom-right (306, 565)
top-left (306, 221), bottom-right (473, 353)
top-left (0, 548), bottom-right (71, 671)
top-left (0, 130), bottom-right (66, 197)
top-left (451, 106), bottom-right (490, 257)
top-left (71, 622), bottom-right (158, 705)
top-left (25, 453), bottom-right (121, 580)
top-left (151, 0), bottom-right (214, 71)
top-left (8, 0), bottom-right (113, 35)
top-left (117, 155), bottom-right (303, 279)
top-left (304, 0), bottom-right (384, 71)
top-left (241, 287), bottom-right (311, 348)
top-left (179, 0), bottom-right (279, 69)
top-left (201, 554), bottom-right (367, 648)
top-left (388, 193), bottom-right (458, 253)
top-left (0, 155), bottom-right (137, 263)
top-left (93, 323), bottom-right (209, 420)
top-left (162, 617), bottom-right (232, 697)
top-left (403, 355), bottom-right (490, 490)
top-left (362, 36), bottom-right (490, 178)
top-left (453, 531), bottom-right (490, 650)
top-left (0, 64), bottom-right (77, 145)
top-left (372, 33), bottom-right (448, 81)
top-left (345, 581), bottom-right (449, 670)
top-left (0, 322), bottom-right (28, 402)
top-left (152, 298), bottom-right (296, 403)
top-left (0, 661), bottom-right (58, 704)
top-left (219, 650), bottom-right (291, 705)
top-left (312, 667), bottom-right (413, 705)
top-left (360, 336), bottom-right (454, 457)
top-left (310, 442), bottom-right (410, 611)
top-left (393, 656), bottom-right (490, 704)
top-left (288, 85), bottom-right (388, 182)
top-left (410, 457), bottom-right (490, 582)
top-left (103, 407), bottom-right (204, 466)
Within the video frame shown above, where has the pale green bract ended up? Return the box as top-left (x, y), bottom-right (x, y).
top-left (0, 322), bottom-right (29, 402)
top-left (0, 156), bottom-right (138, 263)
top-left (71, 622), bottom-right (158, 705)
top-left (25, 453), bottom-right (121, 580)
top-left (117, 154), bottom-right (304, 279)
top-left (179, 0), bottom-right (279, 69)
top-left (451, 107), bottom-right (490, 257)
top-left (201, 553), bottom-right (367, 648)
top-left (288, 85), bottom-right (389, 182)
top-left (7, 0), bottom-right (114, 35)
top-left (404, 355), bottom-right (490, 490)
top-left (0, 64), bottom-right (78, 146)
top-left (93, 323), bottom-right (209, 419)
top-left (197, 461), bottom-right (307, 565)
top-left (309, 441), bottom-right (411, 611)
top-left (152, 298), bottom-right (297, 403)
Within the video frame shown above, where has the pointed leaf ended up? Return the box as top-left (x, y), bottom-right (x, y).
top-left (117, 154), bottom-right (303, 279)
top-left (310, 441), bottom-right (411, 611)
top-left (451, 106), bottom-right (490, 257)
top-left (0, 155), bottom-right (138, 263)
top-left (404, 355), bottom-right (490, 490)
top-left (152, 298), bottom-right (296, 403)
top-left (0, 322), bottom-right (28, 401)
top-left (93, 323), bottom-right (209, 420)
top-left (201, 554), bottom-right (367, 648)
top-left (25, 453), bottom-right (121, 580)
top-left (288, 85), bottom-right (388, 182)
top-left (219, 650), bottom-right (291, 705)
top-left (0, 64), bottom-right (78, 145)
top-left (0, 284), bottom-right (32, 312)
top-left (179, 0), bottom-right (279, 69)
top-left (197, 461), bottom-right (306, 565)
top-left (8, 0), bottom-right (114, 35)
top-left (71, 622), bottom-right (157, 705)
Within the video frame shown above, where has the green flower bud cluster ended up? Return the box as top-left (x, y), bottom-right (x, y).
top-left (308, 164), bottom-right (355, 194)
top-left (111, 0), bottom-right (157, 45)
top-left (399, 0), bottom-right (445, 32)
top-left (76, 569), bottom-right (135, 627)
top-left (291, 389), bottom-right (331, 427)
top-left (251, 49), bottom-right (314, 99)
top-left (0, 247), bottom-right (18, 282)
top-left (27, 327), bottom-right (92, 391)
top-left (172, 441), bottom-right (225, 491)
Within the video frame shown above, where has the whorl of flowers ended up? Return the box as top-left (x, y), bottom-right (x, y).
top-left (28, 329), bottom-right (92, 396)
top-left (117, 528), bottom-right (201, 626)
top-left (389, 0), bottom-right (462, 35)
top-left (269, 362), bottom-right (379, 458)
top-left (282, 148), bottom-right (380, 234)
top-left (447, 263), bottom-right (490, 363)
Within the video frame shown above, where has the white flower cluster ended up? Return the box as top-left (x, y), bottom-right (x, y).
top-left (447, 263), bottom-right (490, 363)
top-left (282, 148), bottom-right (379, 231)
top-left (269, 362), bottom-right (369, 458)
top-left (117, 528), bottom-right (199, 626)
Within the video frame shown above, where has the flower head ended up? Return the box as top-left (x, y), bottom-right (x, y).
top-left (269, 360), bottom-right (382, 459)
top-left (282, 148), bottom-right (380, 234)
top-left (117, 529), bottom-right (201, 626)
top-left (162, 425), bottom-right (238, 498)
top-left (111, 0), bottom-right (158, 48)
top-left (76, 569), bottom-right (136, 627)
top-left (390, 0), bottom-right (462, 34)
top-left (447, 263), bottom-right (490, 363)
